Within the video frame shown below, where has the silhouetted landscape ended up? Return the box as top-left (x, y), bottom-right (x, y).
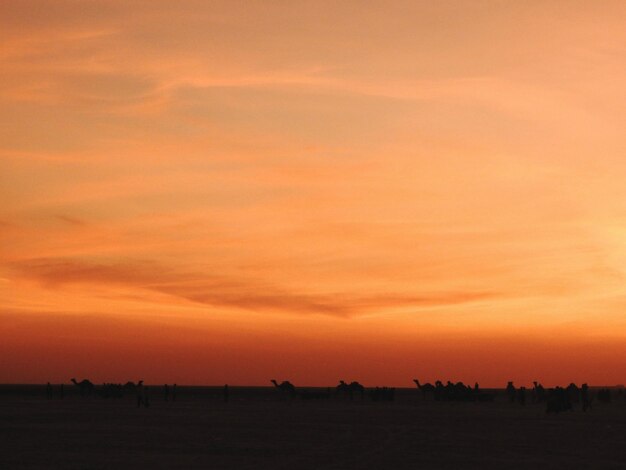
top-left (2, 381), bottom-right (625, 469)
top-left (3, 1), bottom-right (626, 469)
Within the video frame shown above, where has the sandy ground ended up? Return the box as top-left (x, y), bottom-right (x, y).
top-left (1, 386), bottom-right (625, 469)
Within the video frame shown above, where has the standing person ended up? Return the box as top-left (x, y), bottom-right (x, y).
top-left (506, 382), bottom-right (516, 403)
top-left (136, 380), bottom-right (145, 408)
top-left (581, 383), bottom-right (591, 412)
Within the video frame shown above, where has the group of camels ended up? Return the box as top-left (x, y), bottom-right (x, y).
top-left (271, 379), bottom-right (489, 402)
top-left (69, 378), bottom-right (146, 398)
top-left (272, 378), bottom-right (619, 412)
top-left (271, 379), bottom-right (366, 400)
top-left (67, 377), bottom-right (620, 413)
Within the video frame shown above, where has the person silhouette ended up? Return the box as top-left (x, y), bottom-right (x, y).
top-left (136, 380), bottom-right (145, 407)
top-left (581, 383), bottom-right (591, 412)
top-left (506, 381), bottom-right (516, 403)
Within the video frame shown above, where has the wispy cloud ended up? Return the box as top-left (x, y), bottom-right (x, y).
top-left (7, 257), bottom-right (497, 317)
top-left (55, 214), bottom-right (87, 226)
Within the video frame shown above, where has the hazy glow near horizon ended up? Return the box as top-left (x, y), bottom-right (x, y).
top-left (1, 1), bottom-right (626, 386)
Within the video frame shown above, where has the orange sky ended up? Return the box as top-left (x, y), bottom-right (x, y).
top-left (1, 1), bottom-right (626, 386)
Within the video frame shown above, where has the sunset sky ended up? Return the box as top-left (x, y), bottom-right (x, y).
top-left (1, 1), bottom-right (626, 386)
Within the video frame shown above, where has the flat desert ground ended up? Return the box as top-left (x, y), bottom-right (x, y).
top-left (1, 386), bottom-right (625, 469)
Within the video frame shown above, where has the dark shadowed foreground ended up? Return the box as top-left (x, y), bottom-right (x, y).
top-left (1, 385), bottom-right (625, 469)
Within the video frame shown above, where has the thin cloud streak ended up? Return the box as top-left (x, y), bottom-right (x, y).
top-left (55, 214), bottom-right (87, 226)
top-left (7, 257), bottom-right (498, 317)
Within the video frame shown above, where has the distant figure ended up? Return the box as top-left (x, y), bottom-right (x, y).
top-left (136, 380), bottom-right (145, 407)
top-left (472, 382), bottom-right (480, 401)
top-left (223, 384), bottom-right (229, 403)
top-left (271, 379), bottom-right (297, 398)
top-left (46, 382), bottom-right (53, 399)
top-left (164, 384), bottom-right (170, 402)
top-left (172, 384), bottom-right (177, 402)
top-left (581, 383), bottom-right (592, 412)
top-left (71, 378), bottom-right (94, 397)
top-left (566, 383), bottom-right (580, 404)
top-left (413, 379), bottom-right (436, 401)
top-left (517, 387), bottom-right (526, 406)
top-left (506, 382), bottom-right (516, 403)
top-left (532, 381), bottom-right (546, 403)
top-left (434, 380), bottom-right (446, 401)
top-left (472, 382), bottom-right (495, 402)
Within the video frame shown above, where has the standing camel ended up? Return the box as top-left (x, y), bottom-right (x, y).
top-left (413, 379), bottom-right (436, 400)
top-left (71, 378), bottom-right (95, 397)
top-left (271, 380), bottom-right (297, 398)
top-left (336, 380), bottom-right (365, 400)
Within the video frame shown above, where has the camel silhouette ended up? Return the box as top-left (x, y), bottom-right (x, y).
top-left (424, 380), bottom-right (486, 402)
top-left (123, 381), bottom-right (137, 391)
top-left (413, 379), bottom-right (435, 400)
top-left (446, 381), bottom-right (474, 401)
top-left (336, 380), bottom-right (365, 400)
top-left (566, 383), bottom-right (580, 403)
top-left (271, 379), bottom-right (296, 398)
top-left (71, 378), bottom-right (94, 397)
